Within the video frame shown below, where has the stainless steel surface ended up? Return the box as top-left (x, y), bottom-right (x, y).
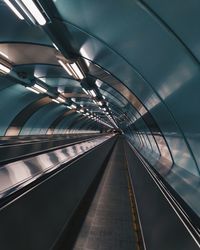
top-left (0, 135), bottom-right (113, 199)
top-left (0, 136), bottom-right (117, 250)
top-left (0, 134), bottom-right (102, 163)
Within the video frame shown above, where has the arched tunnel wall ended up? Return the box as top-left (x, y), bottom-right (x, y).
top-left (0, 0), bottom-right (199, 221)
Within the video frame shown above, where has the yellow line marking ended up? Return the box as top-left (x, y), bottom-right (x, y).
top-left (123, 140), bottom-right (143, 250)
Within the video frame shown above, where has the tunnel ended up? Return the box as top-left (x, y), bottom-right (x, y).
top-left (0, 0), bottom-right (199, 249)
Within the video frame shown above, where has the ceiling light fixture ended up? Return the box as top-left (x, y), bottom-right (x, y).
top-left (0, 63), bottom-right (11, 74)
top-left (89, 89), bottom-right (97, 97)
top-left (33, 83), bottom-right (47, 93)
top-left (58, 59), bottom-right (85, 80)
top-left (26, 86), bottom-right (40, 94)
top-left (71, 104), bottom-right (77, 109)
top-left (52, 43), bottom-right (59, 51)
top-left (70, 62), bottom-right (85, 79)
top-left (52, 98), bottom-right (60, 104)
top-left (58, 59), bottom-right (72, 76)
top-left (0, 51), bottom-right (9, 59)
top-left (57, 96), bottom-right (65, 103)
top-left (17, 0), bottom-right (47, 25)
top-left (93, 100), bottom-right (97, 104)
top-left (82, 87), bottom-right (88, 95)
top-left (4, 0), bottom-right (24, 20)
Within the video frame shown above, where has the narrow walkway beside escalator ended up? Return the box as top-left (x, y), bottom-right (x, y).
top-left (72, 138), bottom-right (140, 250)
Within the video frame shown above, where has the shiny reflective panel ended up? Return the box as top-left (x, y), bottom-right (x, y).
top-left (0, 135), bottom-right (113, 198)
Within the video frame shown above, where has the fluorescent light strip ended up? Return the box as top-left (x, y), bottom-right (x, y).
top-left (0, 51), bottom-right (9, 59)
top-left (82, 87), bottom-right (88, 95)
top-left (67, 106), bottom-right (72, 109)
top-left (0, 63), bottom-right (11, 74)
top-left (15, 0), bottom-right (35, 23)
top-left (70, 62), bottom-right (84, 79)
top-left (93, 100), bottom-right (97, 104)
top-left (21, 0), bottom-right (46, 25)
top-left (58, 61), bottom-right (81, 80)
top-left (4, 0), bottom-right (24, 20)
top-left (57, 88), bottom-right (64, 93)
top-left (71, 104), bottom-right (77, 109)
top-left (89, 89), bottom-right (97, 97)
top-left (52, 99), bottom-right (60, 104)
top-left (98, 101), bottom-right (103, 106)
top-left (57, 96), bottom-right (65, 103)
top-left (52, 43), bottom-right (59, 51)
top-left (58, 60), bottom-right (72, 76)
top-left (26, 86), bottom-right (39, 94)
top-left (33, 84), bottom-right (47, 93)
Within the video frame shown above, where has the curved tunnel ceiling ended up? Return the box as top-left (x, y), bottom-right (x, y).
top-left (0, 0), bottom-right (200, 178)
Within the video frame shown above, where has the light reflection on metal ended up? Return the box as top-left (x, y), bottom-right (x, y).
top-left (80, 46), bottom-right (90, 67)
top-left (0, 135), bottom-right (113, 199)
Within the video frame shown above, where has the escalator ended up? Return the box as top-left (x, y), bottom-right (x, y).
top-left (53, 137), bottom-right (144, 250)
top-left (71, 138), bottom-right (144, 250)
top-left (0, 135), bottom-right (199, 250)
top-left (56, 136), bottom-right (199, 250)
top-left (0, 133), bottom-right (103, 163)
